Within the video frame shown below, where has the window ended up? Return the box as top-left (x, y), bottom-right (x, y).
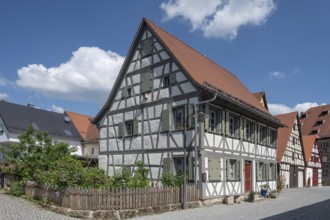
top-left (323, 169), bottom-right (328, 177)
top-left (320, 110), bottom-right (329, 116)
top-left (163, 157), bottom-right (193, 179)
top-left (226, 159), bottom-right (240, 181)
top-left (259, 125), bottom-right (268, 145)
top-left (91, 148), bottom-right (95, 155)
top-left (322, 155), bottom-right (328, 163)
top-left (300, 113), bottom-right (307, 119)
top-left (126, 121), bottom-right (134, 136)
top-left (228, 113), bottom-right (240, 138)
top-left (310, 130), bottom-right (319, 135)
top-left (257, 162), bottom-right (272, 181)
top-left (292, 152), bottom-right (295, 160)
top-left (292, 137), bottom-right (296, 145)
top-left (315, 120), bottom-right (324, 126)
top-left (140, 38), bottom-right (153, 57)
top-left (209, 110), bottom-right (217, 132)
top-left (270, 130), bottom-right (277, 147)
top-left (245, 120), bottom-right (255, 142)
top-left (63, 129), bottom-right (73, 136)
top-left (127, 87), bottom-right (132, 97)
top-left (173, 107), bottom-right (184, 130)
top-left (163, 76), bottom-right (170, 87)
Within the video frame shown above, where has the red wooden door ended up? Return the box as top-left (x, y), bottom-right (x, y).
top-left (245, 163), bottom-right (251, 192)
top-left (313, 168), bottom-right (318, 187)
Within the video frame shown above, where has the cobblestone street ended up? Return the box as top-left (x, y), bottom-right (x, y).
top-left (0, 191), bottom-right (75, 220)
top-left (1, 187), bottom-right (330, 219)
top-left (136, 187), bottom-right (330, 220)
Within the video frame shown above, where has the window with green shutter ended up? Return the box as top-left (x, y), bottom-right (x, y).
top-left (133, 120), bottom-right (139, 135)
top-left (163, 157), bottom-right (174, 174)
top-left (169, 73), bottom-right (176, 85)
top-left (208, 157), bottom-right (221, 181)
top-left (226, 159), bottom-right (240, 181)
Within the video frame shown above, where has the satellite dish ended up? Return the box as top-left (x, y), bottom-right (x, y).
top-left (64, 116), bottom-right (71, 123)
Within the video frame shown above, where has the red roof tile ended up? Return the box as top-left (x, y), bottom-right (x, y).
top-left (276, 112), bottom-right (298, 162)
top-left (144, 18), bottom-right (269, 115)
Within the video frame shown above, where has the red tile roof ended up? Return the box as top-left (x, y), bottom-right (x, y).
top-left (300, 104), bottom-right (330, 138)
top-left (144, 18), bottom-right (269, 115)
top-left (302, 135), bottom-right (319, 163)
top-left (276, 112), bottom-right (298, 162)
top-left (66, 112), bottom-right (99, 141)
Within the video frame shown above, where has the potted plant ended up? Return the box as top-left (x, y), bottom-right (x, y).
top-left (269, 190), bottom-right (278, 199)
top-left (260, 183), bottom-right (269, 198)
top-left (247, 191), bottom-right (256, 202)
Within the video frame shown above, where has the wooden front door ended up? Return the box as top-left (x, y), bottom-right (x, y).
top-left (245, 162), bottom-right (251, 193)
top-left (313, 168), bottom-right (318, 187)
top-left (289, 166), bottom-right (298, 188)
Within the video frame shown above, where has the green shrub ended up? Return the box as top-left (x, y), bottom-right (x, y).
top-left (10, 182), bottom-right (23, 197)
top-left (161, 171), bottom-right (185, 187)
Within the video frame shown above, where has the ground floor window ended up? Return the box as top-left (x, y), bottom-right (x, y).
top-left (226, 159), bottom-right (240, 181)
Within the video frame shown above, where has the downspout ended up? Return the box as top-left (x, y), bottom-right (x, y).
top-left (193, 93), bottom-right (217, 185)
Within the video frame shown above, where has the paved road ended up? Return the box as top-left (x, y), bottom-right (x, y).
top-left (1, 187), bottom-right (330, 219)
top-left (136, 187), bottom-right (330, 220)
top-left (0, 191), bottom-right (75, 220)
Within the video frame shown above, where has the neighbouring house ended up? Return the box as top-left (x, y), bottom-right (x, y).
top-left (302, 135), bottom-right (322, 187)
top-left (66, 111), bottom-right (99, 157)
top-left (0, 101), bottom-right (83, 160)
top-left (276, 112), bottom-right (305, 188)
top-left (300, 104), bottom-right (330, 185)
top-left (66, 111), bottom-right (99, 166)
top-left (92, 18), bottom-right (284, 200)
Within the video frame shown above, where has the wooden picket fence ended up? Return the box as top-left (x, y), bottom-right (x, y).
top-left (25, 184), bottom-right (199, 211)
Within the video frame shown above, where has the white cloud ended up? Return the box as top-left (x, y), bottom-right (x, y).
top-left (269, 102), bottom-right (323, 115)
top-left (270, 71), bottom-right (286, 79)
top-left (0, 93), bottom-right (9, 100)
top-left (161, 0), bottom-right (276, 40)
top-left (16, 47), bottom-right (125, 104)
top-left (51, 104), bottom-right (64, 113)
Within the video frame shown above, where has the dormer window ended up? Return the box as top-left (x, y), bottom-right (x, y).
top-left (300, 113), bottom-right (307, 119)
top-left (320, 110), bottom-right (329, 116)
top-left (315, 120), bottom-right (324, 126)
top-left (310, 130), bottom-right (319, 135)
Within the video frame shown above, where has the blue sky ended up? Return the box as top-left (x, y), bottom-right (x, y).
top-left (0, 0), bottom-right (329, 117)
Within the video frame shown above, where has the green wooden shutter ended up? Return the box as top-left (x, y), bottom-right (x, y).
top-left (163, 158), bottom-right (173, 174)
top-left (209, 158), bottom-right (220, 181)
top-left (256, 124), bottom-right (260, 144)
top-left (140, 71), bottom-right (152, 93)
top-left (187, 104), bottom-right (194, 129)
top-left (225, 112), bottom-right (230, 136)
top-left (266, 163), bottom-right (270, 180)
top-left (133, 120), bottom-right (139, 135)
top-left (170, 73), bottom-right (176, 85)
top-left (226, 159), bottom-right (230, 180)
top-left (188, 156), bottom-right (193, 181)
top-left (121, 88), bottom-right (128, 99)
top-left (240, 117), bottom-right (244, 140)
top-left (236, 160), bottom-right (241, 180)
top-left (161, 109), bottom-right (170, 132)
top-left (118, 122), bottom-right (125, 138)
top-left (221, 110), bottom-right (225, 135)
top-left (216, 110), bottom-right (221, 134)
top-left (204, 104), bottom-right (209, 131)
top-left (256, 161), bottom-right (260, 181)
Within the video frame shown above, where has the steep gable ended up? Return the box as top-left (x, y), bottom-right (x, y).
top-left (253, 91), bottom-right (268, 110)
top-left (93, 18), bottom-right (280, 125)
top-left (302, 135), bottom-right (319, 163)
top-left (276, 112), bottom-right (299, 162)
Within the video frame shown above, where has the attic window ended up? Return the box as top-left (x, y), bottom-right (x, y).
top-left (320, 110), bottom-right (329, 116)
top-left (300, 113), bottom-right (307, 119)
top-left (63, 129), bottom-right (73, 137)
top-left (310, 130), bottom-right (319, 135)
top-left (32, 123), bottom-right (40, 131)
top-left (315, 120), bottom-right (324, 126)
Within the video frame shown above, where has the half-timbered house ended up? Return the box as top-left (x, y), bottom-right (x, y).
top-left (302, 135), bottom-right (322, 187)
top-left (93, 18), bottom-right (283, 200)
top-left (276, 112), bottom-right (305, 188)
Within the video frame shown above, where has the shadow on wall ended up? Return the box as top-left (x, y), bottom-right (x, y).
top-left (262, 199), bottom-right (330, 220)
